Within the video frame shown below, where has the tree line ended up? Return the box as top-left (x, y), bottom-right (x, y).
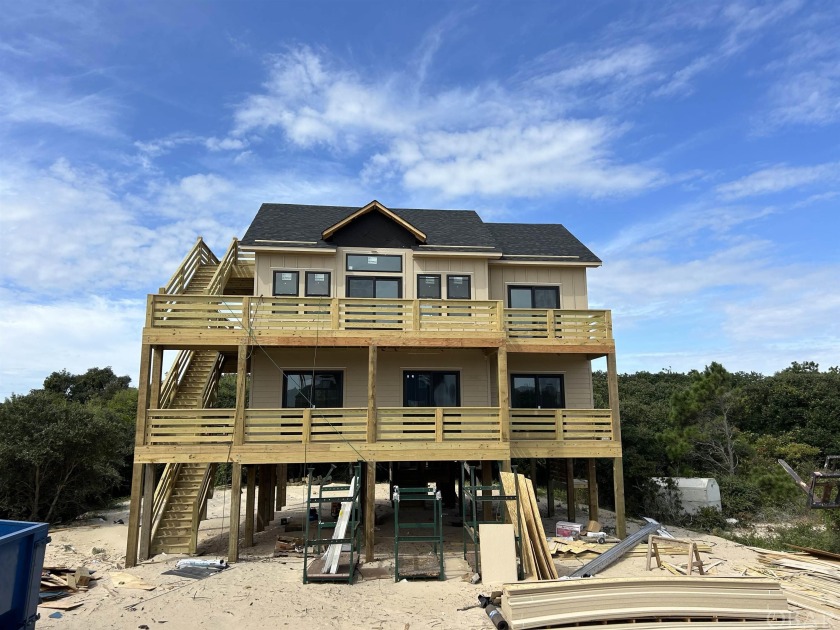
top-left (0, 368), bottom-right (136, 523)
top-left (593, 361), bottom-right (840, 544)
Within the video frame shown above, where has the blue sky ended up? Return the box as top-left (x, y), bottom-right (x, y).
top-left (1, 1), bottom-right (839, 397)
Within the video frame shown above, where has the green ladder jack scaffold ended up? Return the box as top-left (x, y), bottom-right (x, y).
top-left (461, 462), bottom-right (525, 581)
top-left (393, 484), bottom-right (445, 582)
top-left (303, 462), bottom-right (363, 584)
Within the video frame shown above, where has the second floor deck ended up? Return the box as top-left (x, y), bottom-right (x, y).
top-left (145, 294), bottom-right (614, 352)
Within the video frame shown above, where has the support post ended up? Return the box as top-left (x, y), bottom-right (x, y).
top-left (150, 346), bottom-right (164, 409)
top-left (566, 458), bottom-right (576, 522)
top-left (482, 461), bottom-right (493, 521)
top-left (547, 459), bottom-right (555, 517)
top-left (367, 345), bottom-right (377, 443)
top-left (278, 464), bottom-right (287, 508)
top-left (245, 465), bottom-right (256, 547)
top-left (607, 352), bottom-right (626, 538)
top-left (275, 464), bottom-right (283, 508)
top-left (138, 463), bottom-right (156, 561)
top-left (588, 458), bottom-right (599, 522)
top-left (234, 343), bottom-right (248, 447)
top-left (127, 342), bottom-right (153, 568)
top-left (257, 465), bottom-right (267, 533)
top-left (268, 463), bottom-right (276, 521)
top-left (125, 464), bottom-right (144, 568)
top-left (228, 463), bottom-right (242, 562)
top-left (497, 347), bottom-right (509, 442)
top-left (365, 460), bottom-right (376, 562)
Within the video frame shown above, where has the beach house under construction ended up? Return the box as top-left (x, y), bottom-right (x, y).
top-left (125, 200), bottom-right (626, 567)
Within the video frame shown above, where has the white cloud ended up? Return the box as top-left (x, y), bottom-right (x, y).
top-left (534, 44), bottom-right (658, 89)
top-left (233, 46), bottom-right (661, 199)
top-left (0, 292), bottom-right (145, 399)
top-left (369, 120), bottom-right (660, 198)
top-left (0, 72), bottom-right (121, 136)
top-left (655, 0), bottom-right (804, 98)
top-left (716, 162), bottom-right (840, 200)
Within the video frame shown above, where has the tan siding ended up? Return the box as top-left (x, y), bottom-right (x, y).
top-left (490, 354), bottom-right (594, 409)
top-left (254, 252), bottom-right (337, 297)
top-left (248, 348), bottom-right (368, 408)
top-left (412, 256), bottom-right (490, 299)
top-left (488, 265), bottom-right (589, 308)
top-left (377, 349), bottom-right (492, 407)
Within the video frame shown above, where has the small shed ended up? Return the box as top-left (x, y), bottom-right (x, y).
top-left (654, 477), bottom-right (722, 514)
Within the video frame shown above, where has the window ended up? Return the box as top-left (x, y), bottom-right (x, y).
top-left (403, 371), bottom-right (460, 407)
top-left (447, 275), bottom-right (471, 300)
top-left (273, 271), bottom-right (299, 296)
top-left (346, 254), bottom-right (402, 272)
top-left (508, 285), bottom-right (559, 309)
top-left (283, 371), bottom-right (343, 408)
top-left (346, 276), bottom-right (402, 298)
top-left (510, 374), bottom-right (565, 409)
top-left (305, 271), bottom-right (331, 297)
top-left (417, 274), bottom-right (441, 299)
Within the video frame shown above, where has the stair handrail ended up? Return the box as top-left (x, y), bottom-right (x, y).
top-left (158, 350), bottom-right (195, 410)
top-left (159, 236), bottom-right (220, 295)
top-left (200, 352), bottom-right (226, 408)
top-left (189, 464), bottom-right (217, 554)
top-left (205, 237), bottom-right (239, 295)
top-left (150, 462), bottom-right (181, 542)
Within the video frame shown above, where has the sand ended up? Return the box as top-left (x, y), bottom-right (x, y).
top-left (34, 483), bottom-right (835, 629)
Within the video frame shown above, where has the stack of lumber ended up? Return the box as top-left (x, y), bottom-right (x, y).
top-left (742, 549), bottom-right (840, 623)
top-left (500, 472), bottom-right (558, 580)
top-left (501, 576), bottom-right (793, 629)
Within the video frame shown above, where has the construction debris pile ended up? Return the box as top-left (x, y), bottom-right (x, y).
top-left (39, 565), bottom-right (97, 612)
top-left (741, 549), bottom-right (840, 623)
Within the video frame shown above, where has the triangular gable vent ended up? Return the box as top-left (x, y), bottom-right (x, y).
top-left (321, 200), bottom-right (427, 243)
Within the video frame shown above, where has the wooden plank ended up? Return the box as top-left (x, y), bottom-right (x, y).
top-left (500, 471), bottom-right (535, 580)
top-left (479, 523), bottom-right (518, 583)
top-left (524, 477), bottom-right (558, 579)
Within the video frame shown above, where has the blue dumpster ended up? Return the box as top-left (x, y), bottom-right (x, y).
top-left (0, 520), bottom-right (50, 630)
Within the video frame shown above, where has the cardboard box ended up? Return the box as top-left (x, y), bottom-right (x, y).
top-left (555, 521), bottom-right (582, 540)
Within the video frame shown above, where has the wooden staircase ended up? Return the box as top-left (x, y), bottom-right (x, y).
top-left (147, 238), bottom-right (242, 556)
top-left (151, 463), bottom-right (215, 554)
top-left (183, 263), bottom-right (219, 295)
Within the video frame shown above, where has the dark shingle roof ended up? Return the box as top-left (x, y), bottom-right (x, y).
top-left (485, 223), bottom-right (601, 263)
top-left (241, 203), bottom-right (600, 263)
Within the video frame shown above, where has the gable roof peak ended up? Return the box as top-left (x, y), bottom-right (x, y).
top-left (321, 200), bottom-right (427, 243)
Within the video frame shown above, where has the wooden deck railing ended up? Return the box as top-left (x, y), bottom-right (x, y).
top-left (146, 409), bottom-right (236, 445)
top-left (144, 407), bottom-right (614, 446)
top-left (148, 295), bottom-right (612, 343)
top-left (510, 409), bottom-right (614, 441)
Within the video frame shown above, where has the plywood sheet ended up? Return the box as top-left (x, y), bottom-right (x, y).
top-left (479, 523), bottom-right (518, 584)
